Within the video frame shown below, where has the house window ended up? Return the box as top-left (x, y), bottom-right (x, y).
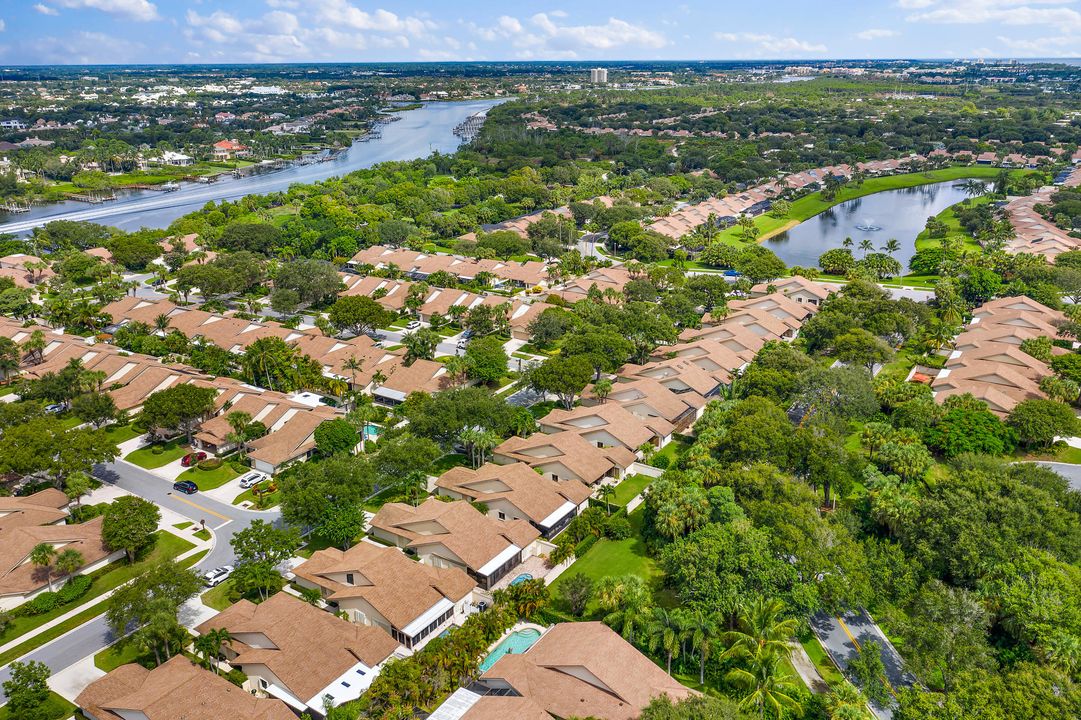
top-left (498, 511), bottom-right (506, 520)
top-left (346, 573), bottom-right (354, 585)
top-left (259, 678), bottom-right (268, 690)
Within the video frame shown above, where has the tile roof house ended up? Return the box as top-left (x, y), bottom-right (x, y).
top-left (292, 541), bottom-right (476, 650)
top-left (750, 276), bottom-right (833, 306)
top-left (0, 515), bottom-right (122, 610)
top-left (435, 462), bottom-right (592, 538)
top-left (434, 622), bottom-right (696, 720)
top-left (539, 402), bottom-right (674, 452)
top-left (493, 430), bottom-right (637, 486)
top-left (196, 593), bottom-right (399, 714)
top-left (369, 498), bottom-right (545, 590)
top-left (77, 655), bottom-right (295, 720)
top-left (0, 488), bottom-right (70, 531)
top-left (590, 377), bottom-right (706, 432)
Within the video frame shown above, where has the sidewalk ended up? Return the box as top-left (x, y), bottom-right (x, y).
top-left (0, 530), bottom-right (210, 659)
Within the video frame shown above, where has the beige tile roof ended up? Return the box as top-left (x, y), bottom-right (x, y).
top-left (370, 498), bottom-right (539, 574)
top-left (494, 430), bottom-right (637, 485)
top-left (76, 655), bottom-right (294, 720)
top-left (293, 542), bottom-right (474, 630)
top-left (0, 488), bottom-right (69, 531)
top-left (474, 622), bottom-right (695, 720)
top-left (595, 377), bottom-right (705, 425)
top-left (436, 462), bottom-right (592, 526)
top-left (540, 402), bottom-right (668, 451)
top-left (196, 593), bottom-right (398, 702)
top-left (0, 516), bottom-right (113, 598)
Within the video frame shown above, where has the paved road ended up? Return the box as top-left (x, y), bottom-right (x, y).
top-left (811, 610), bottom-right (917, 720)
top-left (1031, 461), bottom-right (1081, 492)
top-left (0, 459), bottom-right (280, 702)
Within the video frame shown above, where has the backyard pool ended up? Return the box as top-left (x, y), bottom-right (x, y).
top-left (509, 573), bottom-right (533, 586)
top-left (478, 628), bottom-right (542, 672)
top-left (362, 424), bottom-right (381, 440)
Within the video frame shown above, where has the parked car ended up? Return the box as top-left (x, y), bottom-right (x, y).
top-left (238, 471), bottom-right (269, 489)
top-left (181, 451), bottom-right (208, 467)
top-left (44, 403), bottom-right (65, 414)
top-left (172, 480), bottom-right (197, 495)
top-left (406, 319), bottom-right (421, 330)
top-left (202, 565), bottom-right (234, 587)
top-left (456, 338), bottom-right (469, 350)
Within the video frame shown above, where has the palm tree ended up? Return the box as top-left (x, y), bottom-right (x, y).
top-left (687, 609), bottom-right (720, 686)
top-left (725, 598), bottom-right (799, 661)
top-left (153, 313), bottom-right (172, 335)
top-left (858, 239), bottom-right (874, 258)
top-left (22, 329), bottom-right (46, 365)
top-left (726, 651), bottom-right (803, 720)
top-left (342, 355), bottom-right (363, 392)
top-left (226, 410), bottom-right (252, 459)
top-left (826, 681), bottom-right (868, 720)
top-left (647, 607), bottom-right (683, 676)
top-left (881, 238), bottom-right (900, 257)
top-left (402, 470), bottom-right (427, 506)
top-left (55, 548), bottom-right (84, 581)
top-left (30, 543), bottom-right (57, 592)
top-left (0, 337), bottom-right (20, 384)
top-left (596, 484), bottom-right (615, 515)
top-left (594, 378), bottom-right (613, 402)
top-left (472, 429), bottom-right (499, 468)
top-left (842, 237), bottom-right (854, 250)
top-left (194, 627), bottom-right (233, 675)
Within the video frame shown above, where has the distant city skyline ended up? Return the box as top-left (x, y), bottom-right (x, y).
top-left (3, 0), bottom-right (1081, 65)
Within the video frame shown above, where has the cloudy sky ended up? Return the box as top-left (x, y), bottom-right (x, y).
top-left (1, 0), bottom-right (1081, 65)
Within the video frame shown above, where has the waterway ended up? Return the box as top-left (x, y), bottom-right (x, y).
top-left (0, 98), bottom-right (503, 235)
top-left (763, 179), bottom-right (984, 270)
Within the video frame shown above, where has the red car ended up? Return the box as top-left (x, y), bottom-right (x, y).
top-left (181, 451), bottom-right (207, 467)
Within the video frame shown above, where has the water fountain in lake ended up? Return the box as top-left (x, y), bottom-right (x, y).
top-left (854, 219), bottom-right (883, 232)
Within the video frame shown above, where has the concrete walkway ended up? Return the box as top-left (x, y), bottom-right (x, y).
top-left (788, 641), bottom-right (830, 694)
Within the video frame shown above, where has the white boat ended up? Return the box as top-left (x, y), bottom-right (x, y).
top-left (161, 181), bottom-right (180, 192)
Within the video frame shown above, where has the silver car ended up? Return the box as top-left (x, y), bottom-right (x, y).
top-left (238, 471), bottom-right (269, 489)
top-left (203, 565), bottom-right (233, 587)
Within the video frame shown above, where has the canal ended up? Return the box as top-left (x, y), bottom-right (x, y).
top-left (763, 179), bottom-right (984, 270)
top-left (0, 98), bottom-right (503, 234)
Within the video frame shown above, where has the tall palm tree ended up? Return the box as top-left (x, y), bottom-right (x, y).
top-left (858, 239), bottom-right (874, 258)
top-left (647, 607), bottom-right (683, 676)
top-left (881, 238), bottom-right (900, 256)
top-left (153, 313), bottom-right (172, 335)
top-left (826, 681), bottom-right (868, 720)
top-left (726, 651), bottom-right (803, 720)
top-left (687, 609), bottom-right (720, 686)
top-left (595, 484), bottom-right (615, 515)
top-left (725, 598), bottom-right (799, 660)
top-left (30, 543), bottom-right (57, 592)
top-left (55, 548), bottom-right (84, 582)
top-left (842, 237), bottom-right (854, 250)
top-left (472, 429), bottom-right (500, 468)
top-left (22, 329), bottom-right (46, 365)
top-left (342, 355), bottom-right (363, 391)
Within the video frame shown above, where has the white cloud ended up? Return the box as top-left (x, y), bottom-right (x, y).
top-left (996, 33), bottom-right (1081, 54)
top-left (856, 28), bottom-right (900, 40)
top-left (0, 20), bottom-right (5, 32)
top-left (33, 4), bottom-right (60, 16)
top-left (48, 0), bottom-right (159, 21)
top-left (904, 0), bottom-right (1081, 29)
top-left (467, 12), bottom-right (665, 58)
top-left (715, 32), bottom-right (827, 56)
top-left (308, 0), bottom-right (434, 37)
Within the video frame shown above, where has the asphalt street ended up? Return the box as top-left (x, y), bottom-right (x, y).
top-left (811, 609), bottom-right (917, 720)
top-left (1033, 461), bottom-right (1081, 492)
top-left (0, 459), bottom-right (280, 702)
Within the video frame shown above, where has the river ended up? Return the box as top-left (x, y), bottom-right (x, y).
top-left (0, 98), bottom-right (504, 234)
top-left (763, 179), bottom-right (984, 269)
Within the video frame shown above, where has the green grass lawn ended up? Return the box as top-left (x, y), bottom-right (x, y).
top-left (194, 529), bottom-right (211, 541)
top-left (0, 531), bottom-right (195, 667)
top-left (609, 473), bottom-right (653, 506)
top-left (0, 691), bottom-right (76, 720)
top-left (175, 463), bottom-right (240, 491)
top-left (200, 579), bottom-right (237, 612)
top-left (1020, 443), bottom-right (1081, 465)
top-left (94, 641), bottom-right (151, 672)
top-left (232, 486), bottom-right (279, 508)
top-left (548, 508), bottom-right (662, 616)
top-left (914, 195), bottom-right (992, 253)
top-left (172, 521), bottom-right (193, 530)
top-left (125, 438), bottom-right (190, 469)
top-left (651, 437), bottom-right (692, 467)
top-left (801, 634), bottom-right (847, 687)
top-left (103, 423), bottom-right (143, 445)
top-left (430, 453), bottom-right (469, 475)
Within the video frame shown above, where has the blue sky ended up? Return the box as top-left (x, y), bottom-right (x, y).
top-left (1, 0), bottom-right (1081, 65)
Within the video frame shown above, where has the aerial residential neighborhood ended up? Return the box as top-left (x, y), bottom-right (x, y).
top-left (0, 3), bottom-right (1078, 720)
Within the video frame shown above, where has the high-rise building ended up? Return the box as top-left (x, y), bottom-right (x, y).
top-left (590, 67), bottom-right (608, 84)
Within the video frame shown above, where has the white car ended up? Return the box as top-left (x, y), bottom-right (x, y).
top-left (203, 565), bottom-right (233, 587)
top-left (238, 471), bottom-right (269, 489)
top-left (406, 319), bottom-right (421, 330)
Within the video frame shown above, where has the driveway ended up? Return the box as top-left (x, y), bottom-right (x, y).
top-left (0, 458), bottom-right (283, 703)
top-left (811, 610), bottom-right (916, 720)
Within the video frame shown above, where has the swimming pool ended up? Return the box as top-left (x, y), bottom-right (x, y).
top-left (508, 573), bottom-right (533, 586)
top-left (478, 628), bottom-right (542, 672)
top-left (362, 424), bottom-right (381, 440)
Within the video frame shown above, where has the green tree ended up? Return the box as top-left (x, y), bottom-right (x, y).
top-left (102, 496), bottom-right (161, 562)
top-left (29, 542), bottom-right (57, 592)
top-left (402, 328), bottom-right (440, 365)
top-left (140, 384), bottom-right (216, 444)
top-left (318, 503), bottom-right (366, 550)
top-left (847, 639), bottom-right (890, 706)
top-left (526, 355), bottom-right (594, 410)
top-left (2, 660), bottom-right (51, 720)
top-left (1008, 398), bottom-right (1080, 448)
top-left (71, 391), bottom-right (117, 428)
top-left (230, 519), bottom-right (301, 601)
top-left (558, 574), bottom-right (594, 617)
top-left (833, 328), bottom-right (894, 373)
top-left (327, 295), bottom-right (394, 337)
top-left (725, 651), bottom-right (802, 719)
top-left (106, 560), bottom-right (201, 665)
top-left (64, 471), bottom-right (93, 508)
top-left (314, 418), bottom-right (359, 456)
top-left (464, 335), bottom-right (509, 384)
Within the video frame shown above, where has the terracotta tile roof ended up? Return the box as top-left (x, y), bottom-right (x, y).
top-left (0, 516), bottom-right (113, 598)
top-left (436, 462), bottom-right (592, 526)
top-left (370, 498), bottom-right (539, 575)
top-left (293, 542), bottom-right (474, 630)
top-left (0, 488), bottom-right (69, 531)
top-left (473, 622), bottom-right (695, 720)
top-left (76, 655), bottom-right (294, 720)
top-left (196, 593), bottom-right (398, 703)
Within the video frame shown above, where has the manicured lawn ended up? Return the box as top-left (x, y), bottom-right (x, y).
top-left (914, 195), bottom-right (992, 253)
top-left (609, 473), bottom-right (653, 506)
top-left (801, 634), bottom-right (847, 687)
top-left (194, 529), bottom-right (211, 541)
top-left (0, 531), bottom-right (195, 667)
top-left (651, 437), bottom-right (691, 467)
top-left (176, 463), bottom-right (240, 491)
top-left (430, 453), bottom-right (468, 475)
top-left (0, 691), bottom-right (75, 720)
top-left (549, 509), bottom-right (661, 615)
top-left (94, 641), bottom-right (151, 672)
top-left (125, 438), bottom-right (190, 469)
top-left (173, 521), bottom-right (193, 530)
top-left (102, 423), bottom-right (143, 445)
top-left (232, 486), bottom-right (279, 508)
top-left (201, 579), bottom-right (236, 611)
top-left (1021, 443), bottom-right (1081, 465)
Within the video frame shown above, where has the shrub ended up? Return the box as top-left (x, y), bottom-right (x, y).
top-left (68, 503), bottom-right (107, 523)
top-left (605, 516), bottom-right (632, 540)
top-left (197, 458), bottom-right (222, 470)
top-left (150, 445), bottom-right (164, 455)
top-left (224, 669), bottom-right (247, 688)
top-left (229, 461), bottom-right (248, 473)
top-left (651, 455), bottom-right (671, 469)
top-left (57, 575), bottom-right (92, 604)
top-left (20, 592), bottom-right (58, 616)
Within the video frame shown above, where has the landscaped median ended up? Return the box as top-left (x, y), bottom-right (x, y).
top-left (0, 532), bottom-right (201, 668)
top-left (124, 438), bottom-right (191, 469)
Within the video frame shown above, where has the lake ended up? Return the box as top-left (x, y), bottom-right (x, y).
top-left (763, 179), bottom-right (982, 270)
top-left (0, 98), bottom-right (504, 234)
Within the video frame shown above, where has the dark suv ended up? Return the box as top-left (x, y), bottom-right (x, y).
top-left (172, 480), bottom-right (197, 495)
